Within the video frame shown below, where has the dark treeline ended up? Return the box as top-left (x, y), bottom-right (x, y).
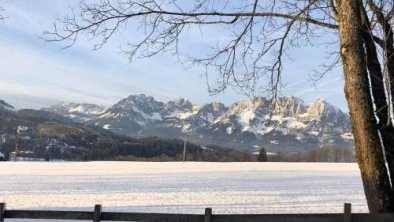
top-left (268, 146), bottom-right (355, 162)
top-left (0, 133), bottom-right (256, 162)
top-left (1, 133), bottom-right (354, 162)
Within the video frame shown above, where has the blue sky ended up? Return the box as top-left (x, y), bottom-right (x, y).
top-left (0, 0), bottom-right (347, 110)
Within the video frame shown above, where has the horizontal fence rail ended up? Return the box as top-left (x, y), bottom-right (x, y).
top-left (1, 202), bottom-right (393, 222)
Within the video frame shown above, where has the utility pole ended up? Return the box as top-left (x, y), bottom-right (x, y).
top-left (182, 133), bottom-right (187, 162)
top-left (14, 127), bottom-right (20, 161)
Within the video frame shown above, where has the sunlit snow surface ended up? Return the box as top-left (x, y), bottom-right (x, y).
top-left (0, 162), bottom-right (368, 214)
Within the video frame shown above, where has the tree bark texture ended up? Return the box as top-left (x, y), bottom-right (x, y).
top-left (338, 0), bottom-right (394, 213)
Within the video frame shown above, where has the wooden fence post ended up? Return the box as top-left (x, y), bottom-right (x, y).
top-left (204, 208), bottom-right (212, 222)
top-left (0, 203), bottom-right (5, 222)
top-left (343, 203), bottom-right (351, 222)
top-left (93, 204), bottom-right (102, 222)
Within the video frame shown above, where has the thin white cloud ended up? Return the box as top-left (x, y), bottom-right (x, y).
top-left (293, 77), bottom-right (343, 97)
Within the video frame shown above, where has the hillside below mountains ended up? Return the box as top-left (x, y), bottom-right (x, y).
top-left (0, 101), bottom-right (236, 161)
top-left (43, 94), bottom-right (354, 152)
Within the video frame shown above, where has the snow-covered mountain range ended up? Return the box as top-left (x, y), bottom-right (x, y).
top-left (43, 94), bottom-right (353, 152)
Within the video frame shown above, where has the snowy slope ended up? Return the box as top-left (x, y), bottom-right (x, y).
top-left (42, 102), bottom-right (106, 122)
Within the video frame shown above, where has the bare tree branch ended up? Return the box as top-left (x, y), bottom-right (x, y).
top-left (43, 0), bottom-right (339, 100)
top-left (0, 7), bottom-right (7, 22)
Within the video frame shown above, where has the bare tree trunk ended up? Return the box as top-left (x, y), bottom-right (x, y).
top-left (360, 5), bottom-right (394, 184)
top-left (364, 1), bottom-right (394, 189)
top-left (338, 0), bottom-right (394, 213)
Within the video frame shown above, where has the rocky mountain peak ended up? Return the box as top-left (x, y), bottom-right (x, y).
top-left (224, 97), bottom-right (270, 123)
top-left (200, 102), bottom-right (227, 116)
top-left (307, 98), bottom-right (341, 120)
top-left (174, 97), bottom-right (191, 106)
top-left (272, 96), bottom-right (307, 116)
top-left (162, 98), bottom-right (193, 117)
top-left (229, 97), bottom-right (268, 112)
top-left (113, 94), bottom-right (164, 114)
top-left (130, 94), bottom-right (163, 106)
top-left (168, 97), bottom-right (192, 109)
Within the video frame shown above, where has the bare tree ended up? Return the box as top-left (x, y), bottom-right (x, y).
top-left (44, 0), bottom-right (338, 97)
top-left (44, 0), bottom-right (394, 212)
top-left (0, 7), bottom-right (6, 22)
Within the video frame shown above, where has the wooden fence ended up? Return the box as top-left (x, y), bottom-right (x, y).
top-left (1, 203), bottom-right (393, 222)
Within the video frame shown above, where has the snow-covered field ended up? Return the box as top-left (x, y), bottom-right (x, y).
top-left (0, 162), bottom-right (368, 214)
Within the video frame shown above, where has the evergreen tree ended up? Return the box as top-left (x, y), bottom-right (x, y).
top-left (257, 147), bottom-right (268, 162)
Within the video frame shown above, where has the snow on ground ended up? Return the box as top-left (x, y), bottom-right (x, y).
top-left (0, 162), bottom-right (368, 214)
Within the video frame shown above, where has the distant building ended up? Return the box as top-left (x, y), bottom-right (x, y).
top-left (17, 126), bottom-right (29, 132)
top-left (17, 126), bottom-right (31, 139)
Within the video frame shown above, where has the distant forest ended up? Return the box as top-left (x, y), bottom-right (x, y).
top-left (1, 133), bottom-right (355, 162)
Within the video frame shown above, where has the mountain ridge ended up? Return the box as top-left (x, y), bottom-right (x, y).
top-left (0, 99), bottom-right (15, 111)
top-left (43, 94), bottom-right (353, 152)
